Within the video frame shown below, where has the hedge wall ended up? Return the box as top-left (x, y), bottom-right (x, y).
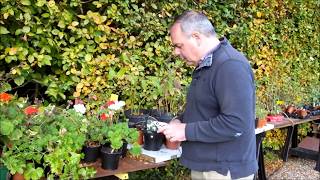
top-left (1, 0), bottom-right (319, 149)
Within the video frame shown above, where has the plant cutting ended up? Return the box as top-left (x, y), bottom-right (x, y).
top-left (255, 104), bottom-right (268, 128)
top-left (100, 122), bottom-right (141, 170)
top-left (82, 114), bottom-right (109, 163)
top-left (97, 94), bottom-right (141, 170)
top-left (141, 117), bottom-right (165, 151)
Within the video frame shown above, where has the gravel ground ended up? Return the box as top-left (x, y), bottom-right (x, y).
top-left (268, 157), bottom-right (320, 180)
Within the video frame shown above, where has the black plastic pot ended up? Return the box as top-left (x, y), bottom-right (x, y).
top-left (121, 141), bottom-right (128, 158)
top-left (143, 131), bottom-right (164, 151)
top-left (83, 144), bottom-right (101, 163)
top-left (100, 146), bottom-right (122, 170)
top-left (124, 109), bottom-right (149, 128)
top-left (150, 109), bottom-right (173, 123)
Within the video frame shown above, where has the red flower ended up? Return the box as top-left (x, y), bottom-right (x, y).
top-left (100, 113), bottom-right (109, 121)
top-left (0, 93), bottom-right (11, 102)
top-left (106, 100), bottom-right (115, 107)
top-left (24, 106), bottom-right (38, 115)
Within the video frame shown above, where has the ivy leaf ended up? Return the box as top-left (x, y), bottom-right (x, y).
top-left (14, 76), bottom-right (25, 86)
top-left (0, 26), bottom-right (10, 34)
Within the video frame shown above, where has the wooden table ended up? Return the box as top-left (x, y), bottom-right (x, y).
top-left (256, 115), bottom-right (320, 180)
top-left (88, 157), bottom-right (166, 179)
top-left (87, 115), bottom-right (320, 180)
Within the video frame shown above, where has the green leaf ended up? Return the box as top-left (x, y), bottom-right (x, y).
top-left (21, 0), bottom-right (31, 6)
top-left (0, 121), bottom-right (14, 136)
top-left (85, 54), bottom-right (92, 61)
top-left (22, 26), bottom-right (30, 33)
top-left (41, 13), bottom-right (50, 18)
top-left (14, 76), bottom-right (25, 86)
top-left (117, 68), bottom-right (127, 77)
top-left (69, 37), bottom-right (75, 43)
top-left (0, 82), bottom-right (12, 92)
top-left (0, 26), bottom-right (10, 34)
top-left (11, 129), bottom-right (23, 140)
top-left (151, 3), bottom-right (157, 9)
top-left (43, 55), bottom-right (52, 65)
top-left (108, 68), bottom-right (116, 80)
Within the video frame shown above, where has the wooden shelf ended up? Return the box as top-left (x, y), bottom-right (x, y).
top-left (83, 157), bottom-right (166, 178)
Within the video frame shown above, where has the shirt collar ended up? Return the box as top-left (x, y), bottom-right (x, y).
top-left (195, 37), bottom-right (227, 70)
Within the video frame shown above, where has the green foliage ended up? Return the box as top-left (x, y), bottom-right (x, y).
top-left (0, 1), bottom-right (319, 177)
top-left (107, 122), bottom-right (141, 155)
top-left (0, 95), bottom-right (27, 143)
top-left (0, 103), bottom-right (96, 179)
top-left (129, 159), bottom-right (190, 180)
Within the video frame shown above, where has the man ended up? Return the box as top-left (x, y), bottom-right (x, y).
top-left (158, 10), bottom-right (258, 180)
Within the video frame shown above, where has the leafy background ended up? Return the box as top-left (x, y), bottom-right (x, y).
top-left (1, 0), bottom-right (319, 178)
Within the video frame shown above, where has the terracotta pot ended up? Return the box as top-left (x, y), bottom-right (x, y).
top-left (297, 109), bottom-right (309, 119)
top-left (13, 173), bottom-right (24, 180)
top-left (137, 129), bottom-right (144, 145)
top-left (286, 105), bottom-right (296, 114)
top-left (165, 139), bottom-right (180, 150)
top-left (257, 119), bottom-right (267, 128)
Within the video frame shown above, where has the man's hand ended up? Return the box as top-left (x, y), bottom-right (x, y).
top-left (158, 119), bottom-right (186, 142)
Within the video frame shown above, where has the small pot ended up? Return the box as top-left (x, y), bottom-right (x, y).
top-left (0, 165), bottom-right (10, 180)
top-left (82, 142), bottom-right (101, 163)
top-left (13, 173), bottom-right (24, 180)
top-left (150, 110), bottom-right (173, 123)
top-left (165, 139), bottom-right (180, 150)
top-left (257, 119), bottom-right (267, 128)
top-left (286, 105), bottom-right (296, 114)
top-left (121, 141), bottom-right (128, 158)
top-left (143, 131), bottom-right (164, 151)
top-left (125, 109), bottom-right (149, 128)
top-left (100, 146), bottom-right (122, 170)
top-left (296, 109), bottom-right (309, 119)
top-left (137, 129), bottom-right (144, 145)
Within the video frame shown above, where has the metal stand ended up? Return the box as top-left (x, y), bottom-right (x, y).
top-left (255, 132), bottom-right (266, 180)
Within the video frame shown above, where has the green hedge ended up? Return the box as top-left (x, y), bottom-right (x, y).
top-left (1, 0), bottom-right (319, 159)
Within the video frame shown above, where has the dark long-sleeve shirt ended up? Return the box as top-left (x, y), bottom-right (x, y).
top-left (180, 37), bottom-right (258, 179)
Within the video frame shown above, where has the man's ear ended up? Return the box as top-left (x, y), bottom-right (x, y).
top-left (191, 32), bottom-right (201, 46)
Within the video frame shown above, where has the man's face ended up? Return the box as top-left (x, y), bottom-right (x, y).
top-left (170, 24), bottom-right (200, 66)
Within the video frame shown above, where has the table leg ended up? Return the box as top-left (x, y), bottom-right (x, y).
top-left (282, 126), bottom-right (295, 162)
top-left (255, 132), bottom-right (266, 180)
top-left (292, 125), bottom-right (298, 148)
top-left (315, 138), bottom-right (320, 172)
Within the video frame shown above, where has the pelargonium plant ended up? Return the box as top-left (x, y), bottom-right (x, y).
top-left (99, 97), bottom-right (126, 125)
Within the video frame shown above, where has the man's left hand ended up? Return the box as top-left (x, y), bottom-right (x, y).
top-left (158, 122), bottom-right (186, 142)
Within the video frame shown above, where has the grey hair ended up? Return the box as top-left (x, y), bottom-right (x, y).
top-left (172, 10), bottom-right (216, 37)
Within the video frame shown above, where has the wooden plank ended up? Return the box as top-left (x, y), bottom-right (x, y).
top-left (272, 115), bottom-right (320, 129)
top-left (86, 157), bottom-right (166, 178)
top-left (298, 136), bottom-right (319, 152)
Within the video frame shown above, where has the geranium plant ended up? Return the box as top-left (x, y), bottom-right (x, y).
top-left (0, 93), bottom-right (26, 145)
top-left (99, 94), bottom-right (126, 125)
top-left (0, 93), bottom-right (96, 179)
